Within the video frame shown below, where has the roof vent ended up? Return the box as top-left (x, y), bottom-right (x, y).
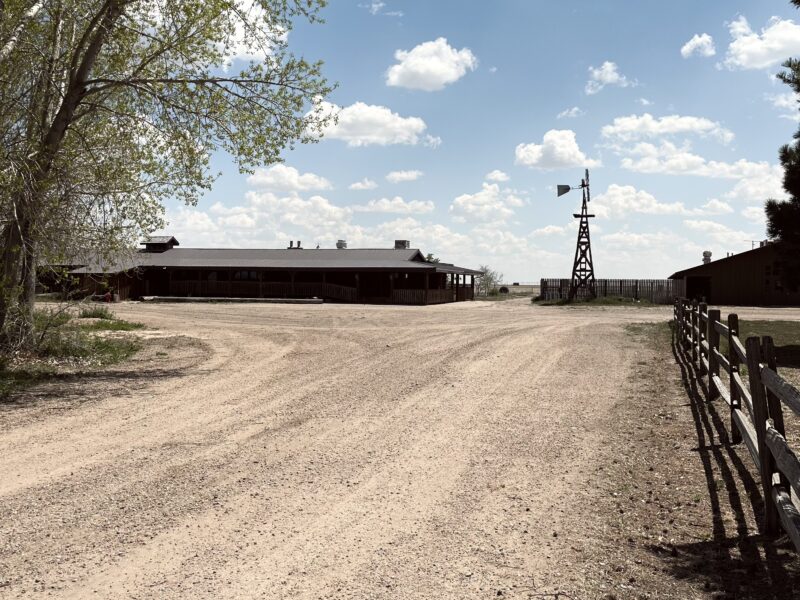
top-left (141, 235), bottom-right (179, 253)
top-left (702, 250), bottom-right (712, 264)
top-left (394, 239), bottom-right (410, 250)
top-left (336, 239), bottom-right (347, 249)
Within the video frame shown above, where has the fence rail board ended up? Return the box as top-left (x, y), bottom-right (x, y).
top-left (766, 426), bottom-right (800, 500)
top-left (733, 408), bottom-right (761, 469)
top-left (675, 297), bottom-right (800, 551)
top-left (762, 368), bottom-right (800, 417)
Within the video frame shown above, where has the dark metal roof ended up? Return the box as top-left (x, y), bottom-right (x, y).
top-left (668, 243), bottom-right (774, 279)
top-left (68, 247), bottom-right (481, 276)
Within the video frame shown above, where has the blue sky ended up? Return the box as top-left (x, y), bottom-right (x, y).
top-left (159, 0), bottom-right (800, 282)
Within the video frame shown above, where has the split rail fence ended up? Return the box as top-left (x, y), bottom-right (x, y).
top-left (674, 298), bottom-right (800, 549)
top-left (541, 278), bottom-right (684, 304)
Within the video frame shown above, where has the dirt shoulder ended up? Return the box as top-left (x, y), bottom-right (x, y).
top-left (568, 321), bottom-right (800, 600)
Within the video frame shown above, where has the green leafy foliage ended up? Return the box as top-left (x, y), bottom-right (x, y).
top-left (0, 0), bottom-right (335, 341)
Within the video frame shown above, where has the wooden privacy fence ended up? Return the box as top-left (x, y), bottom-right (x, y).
top-left (674, 298), bottom-right (800, 549)
top-left (541, 278), bottom-right (685, 304)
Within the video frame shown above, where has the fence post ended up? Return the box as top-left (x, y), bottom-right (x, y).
top-left (682, 299), bottom-right (690, 351)
top-left (745, 336), bottom-right (780, 535)
top-left (698, 302), bottom-right (708, 373)
top-left (683, 299), bottom-right (691, 351)
top-left (763, 337), bottom-right (790, 491)
top-left (707, 309), bottom-right (720, 400)
top-left (728, 314), bottom-right (742, 444)
top-left (692, 299), bottom-right (699, 361)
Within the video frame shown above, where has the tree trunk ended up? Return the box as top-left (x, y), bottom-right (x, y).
top-left (0, 223), bottom-right (23, 336)
top-left (19, 228), bottom-right (36, 342)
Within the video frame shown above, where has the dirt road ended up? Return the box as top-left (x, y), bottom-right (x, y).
top-left (0, 300), bottom-right (796, 598)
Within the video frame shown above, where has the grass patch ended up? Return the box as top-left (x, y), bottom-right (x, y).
top-left (474, 294), bottom-right (514, 302)
top-left (78, 305), bottom-right (114, 319)
top-left (737, 320), bottom-right (800, 347)
top-left (626, 321), bottom-right (673, 346)
top-left (79, 319), bottom-right (145, 331)
top-left (535, 295), bottom-right (658, 307)
top-left (717, 320), bottom-right (800, 356)
top-left (1, 308), bottom-right (143, 401)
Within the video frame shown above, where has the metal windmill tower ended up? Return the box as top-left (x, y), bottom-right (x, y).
top-left (557, 169), bottom-right (597, 301)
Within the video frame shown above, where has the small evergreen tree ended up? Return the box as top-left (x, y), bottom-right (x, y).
top-left (765, 0), bottom-right (800, 290)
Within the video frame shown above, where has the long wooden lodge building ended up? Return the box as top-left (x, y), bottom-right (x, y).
top-left (62, 236), bottom-right (481, 305)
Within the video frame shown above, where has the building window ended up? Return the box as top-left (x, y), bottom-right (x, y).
top-left (234, 270), bottom-right (258, 281)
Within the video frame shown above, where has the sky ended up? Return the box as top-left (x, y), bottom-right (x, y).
top-left (157, 1), bottom-right (800, 283)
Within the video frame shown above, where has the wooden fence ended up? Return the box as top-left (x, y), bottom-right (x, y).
top-left (674, 298), bottom-right (800, 549)
top-left (540, 278), bottom-right (684, 303)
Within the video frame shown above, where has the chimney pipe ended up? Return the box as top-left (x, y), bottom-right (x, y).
top-left (297, 240), bottom-right (302, 249)
top-left (288, 241), bottom-right (294, 249)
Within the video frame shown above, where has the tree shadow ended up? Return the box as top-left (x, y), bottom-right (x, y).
top-left (0, 363), bottom-right (191, 410)
top-left (775, 344), bottom-right (800, 369)
top-left (653, 329), bottom-right (800, 598)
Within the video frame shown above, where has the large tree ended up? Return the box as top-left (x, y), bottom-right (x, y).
top-left (765, 0), bottom-right (800, 290)
top-left (0, 0), bottom-right (334, 341)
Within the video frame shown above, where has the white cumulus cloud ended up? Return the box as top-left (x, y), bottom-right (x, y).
top-left (386, 170), bottom-right (423, 183)
top-left (617, 141), bottom-right (785, 200)
top-left (353, 196), bottom-right (434, 214)
top-left (681, 33), bottom-right (716, 58)
top-left (450, 183), bottom-right (522, 223)
top-left (349, 178), bottom-right (378, 191)
top-left (592, 185), bottom-right (733, 219)
top-left (593, 184), bottom-right (689, 218)
top-left (601, 113), bottom-right (734, 144)
top-left (585, 61), bottom-right (635, 95)
top-left (766, 92), bottom-right (799, 120)
top-left (723, 16), bottom-right (800, 70)
top-left (515, 130), bottom-right (601, 170)
top-left (247, 164), bottom-right (331, 191)
top-left (532, 224), bottom-right (568, 236)
top-left (485, 170), bottom-right (509, 182)
top-left (683, 219), bottom-right (754, 246)
top-left (385, 37), bottom-right (477, 91)
top-left (317, 101), bottom-right (433, 147)
top-left (742, 206), bottom-right (767, 224)
top-left (557, 106), bottom-right (586, 119)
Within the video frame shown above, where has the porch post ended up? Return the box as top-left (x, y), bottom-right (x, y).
top-left (355, 273), bottom-right (360, 302)
top-left (424, 271), bottom-right (429, 305)
top-left (290, 271), bottom-right (295, 297)
top-left (227, 269), bottom-right (232, 297)
top-left (389, 272), bottom-right (395, 303)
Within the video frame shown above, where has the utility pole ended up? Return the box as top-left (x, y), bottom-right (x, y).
top-left (557, 169), bottom-right (597, 301)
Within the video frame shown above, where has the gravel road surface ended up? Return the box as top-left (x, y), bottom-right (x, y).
top-left (2, 299), bottom-right (798, 598)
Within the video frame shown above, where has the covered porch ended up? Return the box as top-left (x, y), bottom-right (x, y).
top-left (127, 265), bottom-right (478, 305)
